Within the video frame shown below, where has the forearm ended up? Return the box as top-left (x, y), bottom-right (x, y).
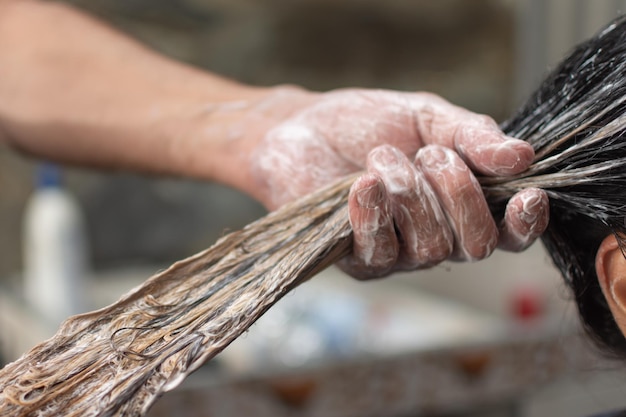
top-left (0, 0), bottom-right (286, 189)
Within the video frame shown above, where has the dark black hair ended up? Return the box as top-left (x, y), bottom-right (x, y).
top-left (483, 16), bottom-right (626, 356)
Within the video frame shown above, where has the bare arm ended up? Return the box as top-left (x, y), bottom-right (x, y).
top-left (0, 0), bottom-right (276, 189)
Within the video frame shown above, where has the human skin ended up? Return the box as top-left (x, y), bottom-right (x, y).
top-left (0, 0), bottom-right (549, 279)
top-left (597, 236), bottom-right (626, 338)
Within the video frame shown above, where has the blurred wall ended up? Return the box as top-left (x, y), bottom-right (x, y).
top-left (513, 0), bottom-right (626, 103)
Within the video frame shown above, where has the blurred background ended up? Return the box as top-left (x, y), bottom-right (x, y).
top-left (2, 0), bottom-right (626, 416)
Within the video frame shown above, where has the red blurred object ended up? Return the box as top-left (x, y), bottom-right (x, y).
top-left (511, 286), bottom-right (545, 322)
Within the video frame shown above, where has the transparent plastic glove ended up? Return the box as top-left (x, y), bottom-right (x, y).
top-left (252, 89), bottom-right (549, 279)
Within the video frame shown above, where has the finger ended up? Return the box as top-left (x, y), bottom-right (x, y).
top-left (453, 120), bottom-right (535, 177)
top-left (498, 188), bottom-right (549, 252)
top-left (416, 145), bottom-right (498, 261)
top-left (339, 173), bottom-right (398, 280)
top-left (409, 93), bottom-right (534, 176)
top-left (367, 145), bottom-right (453, 269)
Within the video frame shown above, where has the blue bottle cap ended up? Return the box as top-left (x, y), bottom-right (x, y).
top-left (36, 163), bottom-right (62, 188)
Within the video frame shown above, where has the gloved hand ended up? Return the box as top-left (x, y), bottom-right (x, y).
top-left (250, 88), bottom-right (549, 279)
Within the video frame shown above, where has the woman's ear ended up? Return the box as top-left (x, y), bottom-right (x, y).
top-left (596, 235), bottom-right (626, 334)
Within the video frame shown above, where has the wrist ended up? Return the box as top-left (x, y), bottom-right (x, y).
top-left (174, 85), bottom-right (317, 198)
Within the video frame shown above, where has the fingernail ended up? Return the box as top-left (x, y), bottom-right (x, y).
top-left (492, 142), bottom-right (522, 174)
top-left (520, 190), bottom-right (549, 230)
top-left (370, 145), bottom-right (402, 168)
top-left (356, 182), bottom-right (384, 209)
top-left (519, 194), bottom-right (541, 224)
top-left (420, 146), bottom-right (450, 170)
top-left (490, 140), bottom-right (534, 175)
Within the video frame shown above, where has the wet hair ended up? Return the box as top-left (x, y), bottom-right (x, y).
top-left (483, 15), bottom-right (626, 357)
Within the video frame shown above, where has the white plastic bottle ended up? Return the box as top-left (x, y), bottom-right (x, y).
top-left (23, 164), bottom-right (89, 328)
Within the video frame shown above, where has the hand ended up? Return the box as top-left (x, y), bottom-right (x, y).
top-left (249, 88), bottom-right (549, 279)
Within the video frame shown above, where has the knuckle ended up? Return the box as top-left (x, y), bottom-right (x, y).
top-left (414, 91), bottom-right (446, 104)
top-left (401, 221), bottom-right (454, 268)
top-left (414, 241), bottom-right (453, 268)
top-left (456, 219), bottom-right (498, 261)
top-left (474, 114), bottom-right (498, 128)
top-left (466, 234), bottom-right (498, 260)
